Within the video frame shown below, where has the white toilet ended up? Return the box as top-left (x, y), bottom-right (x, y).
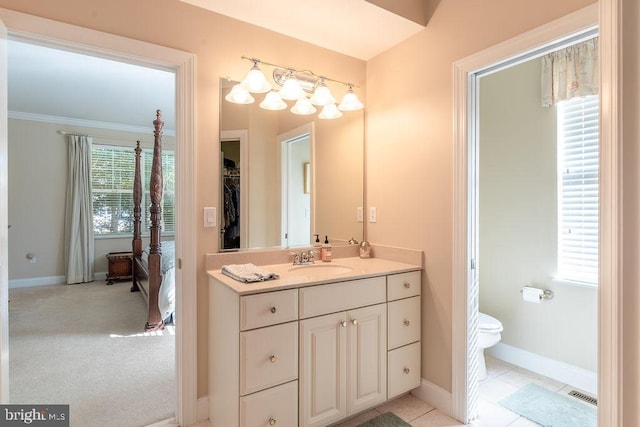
top-left (478, 312), bottom-right (503, 381)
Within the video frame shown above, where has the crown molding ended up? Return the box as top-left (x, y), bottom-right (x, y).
top-left (8, 110), bottom-right (176, 136)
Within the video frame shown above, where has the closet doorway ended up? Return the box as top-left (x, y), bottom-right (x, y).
top-left (220, 130), bottom-right (248, 251)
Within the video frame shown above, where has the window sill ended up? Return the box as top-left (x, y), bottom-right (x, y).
top-left (552, 277), bottom-right (598, 289)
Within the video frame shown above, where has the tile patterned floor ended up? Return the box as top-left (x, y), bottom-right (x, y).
top-left (334, 356), bottom-right (597, 427)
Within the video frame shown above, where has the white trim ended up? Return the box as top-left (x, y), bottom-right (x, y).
top-left (8, 111), bottom-right (176, 136)
top-left (411, 379), bottom-right (453, 418)
top-left (597, 0), bottom-right (623, 425)
top-left (196, 396), bottom-right (209, 424)
top-left (452, 4), bottom-right (601, 424)
top-left (9, 275), bottom-right (67, 288)
top-left (487, 343), bottom-right (597, 395)
top-left (0, 8), bottom-right (198, 426)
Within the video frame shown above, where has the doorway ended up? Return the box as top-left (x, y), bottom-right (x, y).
top-left (451, 5), bottom-right (602, 424)
top-left (220, 130), bottom-right (248, 251)
top-left (279, 123), bottom-right (314, 248)
top-left (0, 9), bottom-right (197, 426)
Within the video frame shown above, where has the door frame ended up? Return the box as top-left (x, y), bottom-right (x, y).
top-left (0, 8), bottom-right (198, 426)
top-left (452, 3), bottom-right (621, 425)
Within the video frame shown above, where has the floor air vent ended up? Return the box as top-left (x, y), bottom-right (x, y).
top-left (568, 390), bottom-right (598, 406)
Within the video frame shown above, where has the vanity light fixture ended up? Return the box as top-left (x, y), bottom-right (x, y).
top-left (226, 56), bottom-right (364, 119)
top-left (260, 90), bottom-right (287, 110)
top-left (242, 59), bottom-right (272, 93)
top-left (291, 97), bottom-right (317, 115)
top-left (225, 83), bottom-right (254, 104)
top-left (319, 103), bottom-right (343, 120)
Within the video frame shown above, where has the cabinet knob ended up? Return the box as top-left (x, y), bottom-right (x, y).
top-left (403, 368), bottom-right (411, 374)
top-left (404, 320), bottom-right (411, 326)
top-left (404, 282), bottom-right (411, 288)
top-left (340, 321), bottom-right (347, 328)
top-left (269, 354), bottom-right (277, 363)
top-left (270, 306), bottom-right (277, 314)
top-left (351, 319), bottom-right (358, 325)
top-left (268, 417), bottom-right (277, 425)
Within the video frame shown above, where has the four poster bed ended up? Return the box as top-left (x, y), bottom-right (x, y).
top-left (131, 110), bottom-right (175, 331)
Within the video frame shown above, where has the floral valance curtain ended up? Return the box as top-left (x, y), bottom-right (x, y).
top-left (541, 38), bottom-right (599, 107)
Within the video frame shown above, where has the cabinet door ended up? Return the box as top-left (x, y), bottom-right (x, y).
top-left (347, 303), bottom-right (387, 414)
top-left (299, 312), bottom-right (347, 427)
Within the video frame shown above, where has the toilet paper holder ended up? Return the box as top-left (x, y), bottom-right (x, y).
top-left (520, 287), bottom-right (554, 301)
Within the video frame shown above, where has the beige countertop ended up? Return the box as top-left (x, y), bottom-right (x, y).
top-left (207, 256), bottom-right (422, 295)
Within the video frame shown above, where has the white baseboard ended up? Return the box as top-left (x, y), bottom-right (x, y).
top-left (196, 396), bottom-right (209, 426)
top-left (487, 342), bottom-right (597, 395)
top-left (411, 378), bottom-right (453, 418)
top-left (9, 275), bottom-right (66, 288)
top-left (9, 272), bottom-right (108, 289)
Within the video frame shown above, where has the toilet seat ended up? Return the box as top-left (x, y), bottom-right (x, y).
top-left (479, 312), bottom-right (503, 333)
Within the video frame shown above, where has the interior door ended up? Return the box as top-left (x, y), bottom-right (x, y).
top-left (0, 19), bottom-right (9, 402)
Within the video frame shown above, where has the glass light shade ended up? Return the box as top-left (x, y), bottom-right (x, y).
top-left (225, 84), bottom-right (255, 104)
top-left (278, 77), bottom-right (306, 100)
top-left (291, 97), bottom-right (317, 115)
top-left (242, 63), bottom-right (272, 93)
top-left (338, 87), bottom-right (364, 111)
top-left (260, 91), bottom-right (287, 110)
top-left (318, 103), bottom-right (343, 120)
top-left (309, 81), bottom-right (335, 106)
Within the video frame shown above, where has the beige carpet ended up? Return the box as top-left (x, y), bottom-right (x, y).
top-left (9, 281), bottom-right (175, 427)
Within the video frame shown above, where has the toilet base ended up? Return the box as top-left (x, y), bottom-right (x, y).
top-left (478, 349), bottom-right (488, 381)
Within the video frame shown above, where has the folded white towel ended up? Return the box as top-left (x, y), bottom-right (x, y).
top-left (221, 263), bottom-right (280, 283)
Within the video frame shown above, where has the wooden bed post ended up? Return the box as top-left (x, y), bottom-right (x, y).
top-left (131, 140), bottom-right (142, 293)
top-left (147, 110), bottom-right (164, 330)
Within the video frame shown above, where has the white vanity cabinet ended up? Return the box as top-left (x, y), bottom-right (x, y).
top-left (209, 266), bottom-right (421, 427)
top-left (298, 276), bottom-right (387, 427)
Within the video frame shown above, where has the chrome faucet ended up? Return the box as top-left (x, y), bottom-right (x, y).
top-left (290, 250), bottom-right (316, 265)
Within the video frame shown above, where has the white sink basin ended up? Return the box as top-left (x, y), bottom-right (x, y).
top-left (288, 263), bottom-right (354, 275)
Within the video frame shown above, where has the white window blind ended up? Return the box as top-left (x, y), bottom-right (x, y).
top-left (557, 95), bottom-right (599, 285)
top-left (91, 145), bottom-right (175, 237)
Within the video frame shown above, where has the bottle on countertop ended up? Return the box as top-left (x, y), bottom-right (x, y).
top-left (313, 234), bottom-right (321, 248)
top-left (321, 235), bottom-right (332, 262)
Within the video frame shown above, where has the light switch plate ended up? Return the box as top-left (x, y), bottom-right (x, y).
top-left (204, 207), bottom-right (216, 228)
top-left (357, 207), bottom-right (364, 222)
top-left (369, 207), bottom-right (377, 223)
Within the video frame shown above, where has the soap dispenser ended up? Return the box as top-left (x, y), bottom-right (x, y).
top-left (313, 234), bottom-right (321, 248)
top-left (321, 235), bottom-right (332, 262)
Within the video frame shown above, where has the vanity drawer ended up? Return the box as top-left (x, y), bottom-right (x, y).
top-left (299, 276), bottom-right (386, 319)
top-left (240, 289), bottom-right (298, 331)
top-left (388, 342), bottom-right (421, 399)
top-left (387, 271), bottom-right (421, 301)
top-left (388, 296), bottom-right (421, 350)
top-left (240, 322), bottom-right (298, 395)
top-left (239, 380), bottom-right (298, 427)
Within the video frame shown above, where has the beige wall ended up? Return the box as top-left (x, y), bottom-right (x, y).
top-left (365, 0), bottom-right (596, 392)
top-left (479, 59), bottom-right (597, 371)
top-left (8, 118), bottom-right (174, 281)
top-left (622, 0), bottom-right (640, 423)
top-left (0, 0), bottom-right (366, 398)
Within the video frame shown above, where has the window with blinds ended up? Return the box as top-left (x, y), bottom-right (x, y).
top-left (92, 145), bottom-right (175, 237)
top-left (557, 95), bottom-right (599, 285)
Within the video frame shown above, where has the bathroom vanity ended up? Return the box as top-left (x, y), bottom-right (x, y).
top-left (208, 257), bottom-right (421, 427)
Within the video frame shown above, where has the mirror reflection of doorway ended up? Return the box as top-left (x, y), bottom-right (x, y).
top-left (220, 130), bottom-right (248, 251)
top-left (281, 133), bottom-right (311, 247)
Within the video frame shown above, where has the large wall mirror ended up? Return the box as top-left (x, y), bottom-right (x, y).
top-left (220, 79), bottom-right (364, 251)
